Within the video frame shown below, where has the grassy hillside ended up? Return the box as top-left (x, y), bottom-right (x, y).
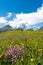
top-left (0, 30), bottom-right (43, 65)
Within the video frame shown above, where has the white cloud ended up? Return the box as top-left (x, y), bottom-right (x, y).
top-left (0, 13), bottom-right (12, 24)
top-left (0, 17), bottom-right (8, 23)
top-left (6, 13), bottom-right (12, 18)
top-left (8, 4), bottom-right (43, 28)
top-left (0, 4), bottom-right (43, 28)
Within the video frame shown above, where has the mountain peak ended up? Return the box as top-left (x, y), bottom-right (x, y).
top-left (39, 26), bottom-right (43, 30)
top-left (4, 25), bottom-right (12, 28)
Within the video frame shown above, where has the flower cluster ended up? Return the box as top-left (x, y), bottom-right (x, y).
top-left (5, 44), bottom-right (24, 62)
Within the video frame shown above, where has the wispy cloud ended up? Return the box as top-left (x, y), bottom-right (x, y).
top-left (0, 4), bottom-right (43, 28)
top-left (6, 13), bottom-right (12, 18)
top-left (0, 17), bottom-right (7, 23)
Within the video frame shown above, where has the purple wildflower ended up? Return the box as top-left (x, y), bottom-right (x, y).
top-left (11, 55), bottom-right (17, 62)
top-left (5, 44), bottom-right (24, 63)
top-left (6, 46), bottom-right (16, 55)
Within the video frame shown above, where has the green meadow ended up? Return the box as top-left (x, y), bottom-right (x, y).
top-left (0, 30), bottom-right (43, 65)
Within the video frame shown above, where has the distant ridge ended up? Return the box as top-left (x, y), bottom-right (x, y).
top-left (0, 25), bottom-right (12, 33)
top-left (0, 24), bottom-right (43, 33)
top-left (39, 26), bottom-right (43, 30)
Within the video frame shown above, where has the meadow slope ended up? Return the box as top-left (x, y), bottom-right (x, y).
top-left (0, 30), bottom-right (43, 65)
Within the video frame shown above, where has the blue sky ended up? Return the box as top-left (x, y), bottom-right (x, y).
top-left (0, 0), bottom-right (43, 28)
top-left (0, 0), bottom-right (43, 16)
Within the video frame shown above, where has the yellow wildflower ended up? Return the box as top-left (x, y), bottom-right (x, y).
top-left (30, 59), bottom-right (34, 61)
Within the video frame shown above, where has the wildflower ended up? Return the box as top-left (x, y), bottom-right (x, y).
top-left (38, 49), bottom-right (42, 52)
top-left (5, 45), bottom-right (24, 63)
top-left (6, 46), bottom-right (16, 55)
top-left (11, 55), bottom-right (17, 62)
top-left (21, 43), bottom-right (24, 49)
top-left (30, 58), bottom-right (34, 61)
top-left (21, 58), bottom-right (23, 61)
